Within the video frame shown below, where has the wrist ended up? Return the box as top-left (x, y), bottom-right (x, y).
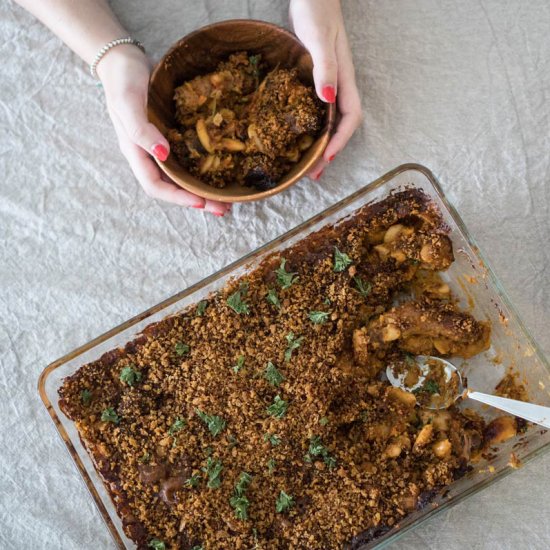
top-left (95, 43), bottom-right (149, 83)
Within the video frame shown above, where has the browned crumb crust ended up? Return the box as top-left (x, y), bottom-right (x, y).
top-left (59, 190), bottom-right (511, 550)
top-left (168, 52), bottom-right (324, 190)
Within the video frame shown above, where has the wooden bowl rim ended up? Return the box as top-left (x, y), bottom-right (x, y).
top-left (148, 19), bottom-right (336, 203)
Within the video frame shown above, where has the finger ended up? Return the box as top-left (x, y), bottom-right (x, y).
top-left (323, 31), bottom-right (363, 162)
top-left (162, 171), bottom-right (231, 215)
top-left (159, 171), bottom-right (230, 215)
top-left (324, 109), bottom-right (362, 162)
top-left (204, 199), bottom-right (232, 216)
top-left (307, 158), bottom-right (327, 181)
top-left (112, 89), bottom-right (170, 162)
top-left (295, 30), bottom-right (338, 104)
top-left (112, 112), bottom-right (232, 215)
top-left (121, 138), bottom-right (207, 208)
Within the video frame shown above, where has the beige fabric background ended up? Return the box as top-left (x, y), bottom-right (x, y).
top-left (1, 0), bottom-right (549, 548)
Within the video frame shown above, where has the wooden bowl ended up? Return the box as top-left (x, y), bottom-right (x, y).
top-left (148, 19), bottom-right (335, 203)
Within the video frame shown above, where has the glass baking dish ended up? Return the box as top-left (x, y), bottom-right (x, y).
top-left (39, 164), bottom-right (550, 549)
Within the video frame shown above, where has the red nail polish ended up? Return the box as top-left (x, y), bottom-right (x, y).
top-left (328, 154), bottom-right (336, 162)
top-left (213, 212), bottom-right (224, 217)
top-left (322, 85), bottom-right (336, 104)
top-left (152, 144), bottom-right (169, 162)
top-left (193, 203), bottom-right (205, 209)
top-left (313, 169), bottom-right (324, 181)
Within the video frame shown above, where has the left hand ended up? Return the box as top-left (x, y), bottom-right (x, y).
top-left (289, 0), bottom-right (363, 180)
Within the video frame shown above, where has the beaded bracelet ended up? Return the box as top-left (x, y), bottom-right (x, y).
top-left (90, 37), bottom-right (145, 79)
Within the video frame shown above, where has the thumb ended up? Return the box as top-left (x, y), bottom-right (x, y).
top-left (299, 35), bottom-right (338, 104)
top-left (113, 90), bottom-right (170, 161)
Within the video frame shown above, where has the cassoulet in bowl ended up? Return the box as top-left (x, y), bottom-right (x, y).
top-left (147, 19), bottom-right (335, 203)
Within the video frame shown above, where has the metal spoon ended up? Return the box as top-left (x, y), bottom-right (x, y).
top-left (386, 355), bottom-right (550, 429)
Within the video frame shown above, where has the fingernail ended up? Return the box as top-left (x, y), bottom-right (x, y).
top-left (322, 85), bottom-right (336, 103)
top-left (313, 169), bottom-right (324, 181)
top-left (152, 144), bottom-right (169, 162)
top-left (213, 212), bottom-right (224, 217)
top-left (328, 154), bottom-right (336, 162)
top-left (193, 203), bottom-right (205, 209)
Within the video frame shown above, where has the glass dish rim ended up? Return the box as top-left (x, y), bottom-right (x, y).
top-left (38, 163), bottom-right (550, 549)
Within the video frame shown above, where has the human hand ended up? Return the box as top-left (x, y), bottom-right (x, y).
top-left (97, 46), bottom-right (231, 216)
top-left (289, 0), bottom-right (363, 180)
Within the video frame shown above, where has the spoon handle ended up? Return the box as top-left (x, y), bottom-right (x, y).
top-left (468, 391), bottom-right (550, 429)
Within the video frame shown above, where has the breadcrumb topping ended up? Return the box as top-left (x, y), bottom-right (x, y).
top-left (59, 190), bottom-right (512, 550)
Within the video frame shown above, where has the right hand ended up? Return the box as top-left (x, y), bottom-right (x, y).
top-left (97, 46), bottom-right (231, 216)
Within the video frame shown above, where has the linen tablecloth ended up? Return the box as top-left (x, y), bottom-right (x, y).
top-left (1, 1), bottom-right (549, 548)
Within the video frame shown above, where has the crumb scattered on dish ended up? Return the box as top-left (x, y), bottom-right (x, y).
top-left (495, 371), bottom-right (529, 402)
top-left (508, 452), bottom-right (521, 469)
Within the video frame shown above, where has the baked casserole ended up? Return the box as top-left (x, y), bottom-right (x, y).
top-left (58, 190), bottom-right (523, 549)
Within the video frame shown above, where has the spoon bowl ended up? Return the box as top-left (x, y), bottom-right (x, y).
top-left (386, 355), bottom-right (550, 428)
top-left (386, 355), bottom-right (464, 410)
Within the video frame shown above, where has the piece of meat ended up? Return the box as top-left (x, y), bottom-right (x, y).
top-left (247, 68), bottom-right (322, 158)
top-left (374, 223), bottom-right (454, 271)
top-left (355, 301), bottom-right (490, 366)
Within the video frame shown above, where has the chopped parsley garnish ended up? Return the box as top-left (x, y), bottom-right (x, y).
top-left (333, 246), bottom-right (353, 272)
top-left (101, 407), bottom-right (120, 424)
top-left (230, 472), bottom-right (252, 520)
top-left (195, 409), bottom-right (226, 436)
top-left (264, 433), bottom-right (281, 446)
top-left (175, 341), bottom-right (190, 356)
top-left (275, 490), bottom-right (294, 513)
top-left (266, 288), bottom-right (281, 309)
top-left (275, 258), bottom-right (299, 289)
top-left (185, 474), bottom-right (201, 488)
top-left (80, 389), bottom-right (92, 406)
top-left (308, 435), bottom-right (325, 456)
top-left (267, 458), bottom-right (277, 474)
top-left (202, 457), bottom-right (223, 489)
top-left (360, 410), bottom-right (369, 422)
top-left (306, 435), bottom-right (337, 469)
top-left (319, 416), bottom-right (329, 426)
top-left (168, 417), bottom-right (186, 435)
top-left (119, 365), bottom-right (142, 386)
top-left (249, 53), bottom-right (261, 89)
top-left (230, 495), bottom-right (250, 520)
top-left (266, 395), bottom-right (288, 418)
top-left (234, 471), bottom-right (252, 495)
top-left (196, 300), bottom-right (208, 316)
top-left (233, 354), bottom-right (245, 373)
top-left (227, 434), bottom-right (239, 448)
top-left (413, 379), bottom-right (440, 395)
top-left (148, 539), bottom-right (165, 550)
top-left (309, 310), bottom-right (330, 324)
top-left (264, 361), bottom-right (284, 387)
top-left (353, 276), bottom-right (372, 298)
top-left (227, 289), bottom-right (250, 314)
top-left (249, 53), bottom-right (261, 76)
top-left (284, 332), bottom-right (304, 362)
